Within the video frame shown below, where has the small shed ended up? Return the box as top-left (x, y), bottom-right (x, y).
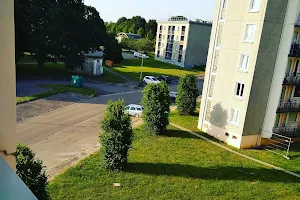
top-left (82, 51), bottom-right (104, 76)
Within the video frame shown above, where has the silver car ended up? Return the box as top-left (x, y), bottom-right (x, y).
top-left (125, 104), bottom-right (143, 118)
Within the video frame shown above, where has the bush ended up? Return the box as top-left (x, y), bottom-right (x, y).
top-left (100, 100), bottom-right (133, 171)
top-left (176, 74), bottom-right (199, 115)
top-left (16, 143), bottom-right (49, 200)
top-left (142, 82), bottom-right (171, 135)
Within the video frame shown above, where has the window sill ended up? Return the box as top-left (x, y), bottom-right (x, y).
top-left (234, 96), bottom-right (243, 101)
top-left (229, 122), bottom-right (239, 127)
top-left (238, 69), bottom-right (248, 73)
top-left (248, 10), bottom-right (259, 13)
top-left (243, 40), bottom-right (254, 44)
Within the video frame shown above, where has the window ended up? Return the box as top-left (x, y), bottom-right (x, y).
top-left (182, 26), bottom-right (186, 32)
top-left (238, 54), bottom-right (250, 71)
top-left (125, 106), bottom-right (130, 111)
top-left (160, 25), bottom-right (163, 30)
top-left (230, 108), bottom-right (240, 126)
top-left (244, 24), bottom-right (256, 43)
top-left (181, 36), bottom-right (185, 41)
top-left (130, 107), bottom-right (136, 111)
top-left (159, 34), bottom-right (162, 38)
top-left (235, 82), bottom-right (245, 98)
top-left (136, 107), bottom-right (142, 111)
top-left (294, 86), bottom-right (300, 97)
top-left (249, 0), bottom-right (260, 12)
top-left (222, 0), bottom-right (228, 9)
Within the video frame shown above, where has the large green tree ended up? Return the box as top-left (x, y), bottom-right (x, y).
top-left (135, 39), bottom-right (155, 53)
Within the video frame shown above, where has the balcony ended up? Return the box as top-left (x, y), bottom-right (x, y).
top-left (273, 122), bottom-right (300, 137)
top-left (289, 43), bottom-right (300, 57)
top-left (277, 101), bottom-right (300, 113)
top-left (158, 38), bottom-right (162, 42)
top-left (166, 48), bottom-right (173, 53)
top-left (283, 73), bottom-right (300, 85)
top-left (167, 39), bottom-right (174, 43)
top-left (159, 30), bottom-right (162, 34)
top-left (168, 30), bottom-right (175, 35)
top-left (181, 31), bottom-right (185, 35)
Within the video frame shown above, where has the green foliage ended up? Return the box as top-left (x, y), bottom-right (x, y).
top-left (142, 82), bottom-right (171, 135)
top-left (176, 74), bottom-right (199, 115)
top-left (16, 143), bottom-right (49, 200)
top-left (100, 100), bottom-right (133, 171)
top-left (135, 39), bottom-right (155, 53)
top-left (137, 27), bottom-right (145, 38)
top-left (120, 38), bottom-right (136, 51)
top-left (104, 35), bottom-right (123, 63)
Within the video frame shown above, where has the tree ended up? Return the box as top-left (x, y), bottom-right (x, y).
top-left (16, 143), bottom-right (49, 200)
top-left (142, 82), bottom-right (171, 135)
top-left (145, 19), bottom-right (157, 38)
top-left (135, 39), bottom-right (155, 54)
top-left (137, 27), bottom-right (145, 38)
top-left (104, 35), bottom-right (123, 63)
top-left (120, 38), bottom-right (136, 52)
top-left (176, 74), bottom-right (199, 115)
top-left (100, 100), bottom-right (133, 171)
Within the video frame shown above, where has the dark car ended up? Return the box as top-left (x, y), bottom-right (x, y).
top-left (157, 75), bottom-right (171, 83)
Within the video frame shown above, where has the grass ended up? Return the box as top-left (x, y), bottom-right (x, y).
top-left (48, 125), bottom-right (300, 200)
top-left (16, 84), bottom-right (97, 104)
top-left (169, 107), bottom-right (300, 175)
top-left (111, 58), bottom-right (205, 81)
top-left (16, 62), bottom-right (125, 83)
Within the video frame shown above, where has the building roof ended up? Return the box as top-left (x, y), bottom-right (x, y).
top-left (117, 32), bottom-right (141, 40)
top-left (158, 17), bottom-right (212, 26)
top-left (84, 51), bottom-right (104, 58)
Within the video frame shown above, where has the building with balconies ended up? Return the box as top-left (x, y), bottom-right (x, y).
top-left (198, 0), bottom-right (300, 149)
top-left (155, 17), bottom-right (212, 68)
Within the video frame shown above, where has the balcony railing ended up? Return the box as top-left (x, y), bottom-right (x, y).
top-left (181, 31), bottom-right (185, 35)
top-left (166, 48), bottom-right (173, 52)
top-left (167, 39), bottom-right (174, 43)
top-left (273, 122), bottom-right (300, 137)
top-left (289, 43), bottom-right (300, 57)
top-left (159, 30), bottom-right (162, 33)
top-left (277, 101), bottom-right (300, 113)
top-left (168, 30), bottom-right (175, 35)
top-left (158, 38), bottom-right (162, 42)
top-left (283, 73), bottom-right (300, 85)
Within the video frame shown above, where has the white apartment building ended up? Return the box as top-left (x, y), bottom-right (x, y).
top-left (155, 17), bottom-right (212, 68)
top-left (199, 0), bottom-right (300, 148)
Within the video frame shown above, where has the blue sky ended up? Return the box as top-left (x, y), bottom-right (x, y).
top-left (84, 0), bottom-right (216, 22)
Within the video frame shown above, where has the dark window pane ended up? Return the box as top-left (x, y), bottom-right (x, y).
top-left (294, 86), bottom-right (300, 97)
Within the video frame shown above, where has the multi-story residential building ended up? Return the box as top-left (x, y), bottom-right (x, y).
top-left (155, 17), bottom-right (212, 68)
top-left (198, 0), bottom-right (300, 148)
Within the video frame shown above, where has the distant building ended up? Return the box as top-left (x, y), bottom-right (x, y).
top-left (155, 17), bottom-right (212, 68)
top-left (116, 32), bottom-right (141, 43)
top-left (199, 0), bottom-right (300, 149)
top-left (81, 51), bottom-right (104, 76)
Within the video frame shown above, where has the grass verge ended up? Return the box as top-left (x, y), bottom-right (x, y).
top-left (48, 125), bottom-right (300, 200)
top-left (16, 84), bottom-right (97, 104)
top-left (169, 109), bottom-right (300, 175)
top-left (111, 58), bottom-right (205, 81)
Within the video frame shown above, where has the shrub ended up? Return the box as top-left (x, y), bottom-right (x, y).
top-left (16, 143), bottom-right (49, 200)
top-left (176, 74), bottom-right (199, 115)
top-left (142, 82), bottom-right (171, 135)
top-left (100, 100), bottom-right (133, 171)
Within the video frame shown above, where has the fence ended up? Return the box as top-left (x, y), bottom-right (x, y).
top-left (264, 133), bottom-right (292, 160)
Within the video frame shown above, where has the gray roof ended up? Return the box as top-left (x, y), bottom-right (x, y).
top-left (84, 51), bottom-right (104, 58)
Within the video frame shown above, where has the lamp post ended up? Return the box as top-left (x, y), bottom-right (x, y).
top-left (139, 56), bottom-right (144, 83)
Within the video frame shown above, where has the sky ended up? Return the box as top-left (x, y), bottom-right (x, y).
top-left (84, 0), bottom-right (216, 22)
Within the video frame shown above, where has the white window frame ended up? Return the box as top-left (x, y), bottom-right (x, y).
top-left (248, 0), bottom-right (260, 12)
top-left (230, 108), bottom-right (240, 126)
top-left (238, 54), bottom-right (250, 72)
top-left (244, 24), bottom-right (256, 43)
top-left (234, 82), bottom-right (245, 99)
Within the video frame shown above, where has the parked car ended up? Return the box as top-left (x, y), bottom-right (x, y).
top-left (125, 104), bottom-right (143, 118)
top-left (157, 75), bottom-right (171, 83)
top-left (134, 51), bottom-right (149, 59)
top-left (169, 92), bottom-right (178, 102)
top-left (143, 76), bottom-right (160, 84)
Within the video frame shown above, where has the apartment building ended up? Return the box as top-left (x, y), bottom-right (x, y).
top-left (198, 0), bottom-right (300, 148)
top-left (155, 17), bottom-right (212, 68)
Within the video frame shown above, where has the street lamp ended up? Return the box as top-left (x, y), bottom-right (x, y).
top-left (139, 56), bottom-right (144, 83)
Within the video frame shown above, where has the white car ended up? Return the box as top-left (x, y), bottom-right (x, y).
top-left (125, 104), bottom-right (143, 118)
top-left (134, 52), bottom-right (149, 59)
top-left (143, 76), bottom-right (160, 84)
top-left (169, 92), bottom-right (178, 101)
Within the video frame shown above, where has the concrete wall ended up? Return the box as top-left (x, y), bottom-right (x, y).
top-left (0, 0), bottom-right (16, 169)
top-left (243, 0), bottom-right (290, 136)
top-left (260, 0), bottom-right (300, 138)
top-left (185, 23), bottom-right (212, 66)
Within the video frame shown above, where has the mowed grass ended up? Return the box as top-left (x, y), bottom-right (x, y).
top-left (16, 84), bottom-right (97, 104)
top-left (48, 125), bottom-right (300, 200)
top-left (111, 58), bottom-right (205, 81)
top-left (16, 62), bottom-right (125, 83)
top-left (169, 108), bottom-right (300, 175)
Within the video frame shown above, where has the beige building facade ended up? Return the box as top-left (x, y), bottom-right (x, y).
top-left (155, 18), bottom-right (212, 68)
top-left (0, 0), bottom-right (17, 168)
top-left (199, 0), bottom-right (300, 148)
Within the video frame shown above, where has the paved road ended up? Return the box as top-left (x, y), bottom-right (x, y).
top-left (17, 78), bottom-right (203, 177)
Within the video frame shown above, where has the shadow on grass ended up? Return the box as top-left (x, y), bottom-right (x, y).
top-left (126, 163), bottom-right (299, 182)
top-left (161, 129), bottom-right (199, 139)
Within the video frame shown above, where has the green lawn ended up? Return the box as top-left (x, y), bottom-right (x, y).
top-left (16, 84), bottom-right (97, 104)
top-left (111, 58), bottom-right (205, 81)
top-left (16, 62), bottom-right (125, 83)
top-left (169, 109), bottom-right (300, 175)
top-left (49, 125), bottom-right (300, 200)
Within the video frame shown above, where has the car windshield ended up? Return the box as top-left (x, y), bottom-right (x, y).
top-left (152, 78), bottom-right (158, 81)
